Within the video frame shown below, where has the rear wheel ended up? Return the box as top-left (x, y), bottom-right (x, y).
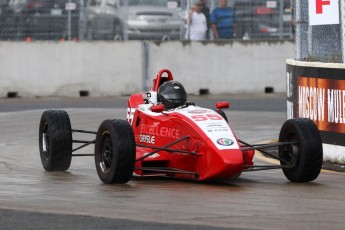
top-left (278, 118), bottom-right (323, 182)
top-left (39, 110), bottom-right (72, 171)
top-left (95, 119), bottom-right (135, 184)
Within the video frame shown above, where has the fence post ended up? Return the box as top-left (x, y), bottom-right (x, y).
top-left (78, 0), bottom-right (85, 41)
top-left (142, 41), bottom-right (150, 91)
top-left (295, 0), bottom-right (301, 60)
top-left (67, 0), bottom-right (72, 41)
top-left (123, 0), bottom-right (129, 41)
top-left (278, 0), bottom-right (284, 39)
top-left (341, 0), bottom-right (345, 63)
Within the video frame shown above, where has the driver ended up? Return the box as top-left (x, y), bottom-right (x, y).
top-left (157, 80), bottom-right (187, 110)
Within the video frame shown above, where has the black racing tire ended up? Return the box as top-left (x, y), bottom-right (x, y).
top-left (39, 110), bottom-right (72, 171)
top-left (278, 118), bottom-right (323, 182)
top-left (95, 119), bottom-right (136, 184)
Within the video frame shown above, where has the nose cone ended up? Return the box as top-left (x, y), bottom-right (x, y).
top-left (197, 142), bottom-right (244, 181)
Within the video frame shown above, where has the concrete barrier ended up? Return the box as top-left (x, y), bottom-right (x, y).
top-left (0, 40), bottom-right (294, 97)
top-left (0, 41), bottom-right (143, 97)
top-left (150, 40), bottom-right (294, 94)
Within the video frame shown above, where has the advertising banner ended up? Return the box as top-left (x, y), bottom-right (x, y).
top-left (287, 63), bottom-right (345, 146)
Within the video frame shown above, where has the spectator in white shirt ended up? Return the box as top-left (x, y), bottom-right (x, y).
top-left (185, 1), bottom-right (207, 41)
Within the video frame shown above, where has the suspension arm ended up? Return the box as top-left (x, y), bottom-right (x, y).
top-left (243, 162), bottom-right (296, 171)
top-left (72, 129), bottom-right (97, 134)
top-left (238, 139), bottom-right (295, 164)
top-left (72, 139), bottom-right (96, 152)
top-left (241, 141), bottom-right (298, 151)
top-left (72, 153), bottom-right (94, 157)
top-left (136, 136), bottom-right (190, 162)
top-left (243, 165), bottom-right (283, 171)
top-left (134, 167), bottom-right (197, 175)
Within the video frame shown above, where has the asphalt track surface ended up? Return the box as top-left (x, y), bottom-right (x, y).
top-left (1, 93), bottom-right (345, 230)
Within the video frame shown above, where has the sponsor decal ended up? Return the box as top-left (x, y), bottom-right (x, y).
top-left (297, 76), bottom-right (345, 132)
top-left (216, 138), bottom-right (234, 146)
top-left (139, 134), bottom-right (155, 144)
top-left (140, 124), bottom-right (180, 139)
top-left (142, 92), bottom-right (151, 103)
top-left (286, 72), bottom-right (294, 120)
top-left (204, 123), bottom-right (229, 132)
top-left (127, 108), bottom-right (136, 124)
top-left (144, 153), bottom-right (160, 158)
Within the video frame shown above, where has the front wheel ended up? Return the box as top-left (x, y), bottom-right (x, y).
top-left (278, 118), bottom-right (323, 182)
top-left (39, 110), bottom-right (72, 171)
top-left (95, 119), bottom-right (135, 184)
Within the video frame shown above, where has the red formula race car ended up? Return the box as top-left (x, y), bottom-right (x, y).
top-left (39, 69), bottom-right (323, 184)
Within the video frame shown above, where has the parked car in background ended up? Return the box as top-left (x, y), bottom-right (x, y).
top-left (233, 0), bottom-right (293, 39)
top-left (84, 0), bottom-right (123, 40)
top-left (8, 0), bottom-right (81, 40)
top-left (123, 0), bottom-right (182, 40)
top-left (83, 0), bottom-right (183, 41)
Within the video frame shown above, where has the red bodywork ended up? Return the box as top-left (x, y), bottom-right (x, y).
top-left (127, 69), bottom-right (254, 181)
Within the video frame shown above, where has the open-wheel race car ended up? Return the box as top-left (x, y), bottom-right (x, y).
top-left (39, 69), bottom-right (323, 184)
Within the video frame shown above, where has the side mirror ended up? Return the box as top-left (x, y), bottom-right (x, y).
top-left (151, 104), bottom-right (165, 112)
top-left (216, 102), bottom-right (229, 109)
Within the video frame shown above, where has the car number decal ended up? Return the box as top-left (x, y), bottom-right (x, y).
top-left (178, 107), bottom-right (239, 150)
top-left (191, 114), bottom-right (223, 121)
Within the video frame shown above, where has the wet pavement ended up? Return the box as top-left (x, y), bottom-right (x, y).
top-left (0, 96), bottom-right (345, 229)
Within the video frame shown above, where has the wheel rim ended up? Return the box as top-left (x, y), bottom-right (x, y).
top-left (99, 131), bottom-right (113, 173)
top-left (42, 122), bottom-right (50, 159)
top-left (280, 134), bottom-right (299, 168)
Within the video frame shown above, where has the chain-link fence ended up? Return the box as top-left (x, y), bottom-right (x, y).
top-left (294, 0), bottom-right (342, 63)
top-left (206, 0), bottom-right (293, 40)
top-left (0, 0), bottom-right (293, 41)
